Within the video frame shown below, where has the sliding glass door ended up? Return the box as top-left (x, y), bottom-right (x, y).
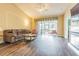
top-left (37, 20), bottom-right (57, 35)
top-left (70, 14), bottom-right (79, 49)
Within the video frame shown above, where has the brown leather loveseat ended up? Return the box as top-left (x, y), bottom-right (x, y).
top-left (3, 29), bottom-right (31, 43)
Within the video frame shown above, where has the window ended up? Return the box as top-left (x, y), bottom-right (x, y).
top-left (37, 19), bottom-right (57, 34)
top-left (70, 14), bottom-right (79, 49)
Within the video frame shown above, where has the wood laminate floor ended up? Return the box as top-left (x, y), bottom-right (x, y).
top-left (0, 34), bottom-right (77, 56)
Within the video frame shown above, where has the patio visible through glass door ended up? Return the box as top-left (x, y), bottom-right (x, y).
top-left (37, 20), bottom-right (57, 35)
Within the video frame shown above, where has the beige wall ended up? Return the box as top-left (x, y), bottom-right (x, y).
top-left (31, 18), bottom-right (36, 30)
top-left (0, 4), bottom-right (31, 31)
top-left (57, 15), bottom-right (64, 37)
top-left (0, 4), bottom-right (31, 43)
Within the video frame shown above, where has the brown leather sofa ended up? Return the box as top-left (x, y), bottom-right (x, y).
top-left (3, 29), bottom-right (31, 43)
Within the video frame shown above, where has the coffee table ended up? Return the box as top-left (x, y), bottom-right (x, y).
top-left (23, 33), bottom-right (36, 41)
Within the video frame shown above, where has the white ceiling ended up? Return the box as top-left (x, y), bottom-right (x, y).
top-left (15, 3), bottom-right (74, 19)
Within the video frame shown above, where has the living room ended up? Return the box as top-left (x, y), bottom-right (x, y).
top-left (0, 3), bottom-right (79, 56)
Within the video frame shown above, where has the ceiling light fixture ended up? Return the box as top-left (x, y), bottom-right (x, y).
top-left (37, 4), bottom-right (48, 12)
